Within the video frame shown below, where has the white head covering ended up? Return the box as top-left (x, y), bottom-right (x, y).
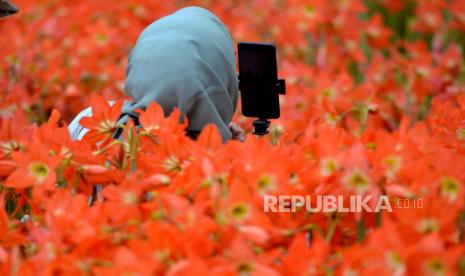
top-left (120, 6), bottom-right (238, 142)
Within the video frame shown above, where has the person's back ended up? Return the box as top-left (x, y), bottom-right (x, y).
top-left (69, 6), bottom-right (242, 142)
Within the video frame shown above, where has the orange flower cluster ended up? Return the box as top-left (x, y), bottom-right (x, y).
top-left (1, 0), bottom-right (465, 275)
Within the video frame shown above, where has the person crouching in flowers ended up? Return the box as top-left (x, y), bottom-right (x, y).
top-left (68, 6), bottom-right (245, 143)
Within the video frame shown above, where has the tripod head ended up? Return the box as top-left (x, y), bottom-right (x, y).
top-left (252, 118), bottom-right (271, 136)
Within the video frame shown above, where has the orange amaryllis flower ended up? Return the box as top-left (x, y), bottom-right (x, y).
top-left (4, 141), bottom-right (61, 190)
top-left (137, 102), bottom-right (165, 133)
top-left (138, 103), bottom-right (187, 139)
top-left (79, 95), bottom-right (124, 144)
top-left (35, 109), bottom-right (73, 159)
top-left (0, 114), bottom-right (31, 159)
top-left (0, 195), bottom-right (27, 248)
top-left (0, 160), bottom-right (17, 177)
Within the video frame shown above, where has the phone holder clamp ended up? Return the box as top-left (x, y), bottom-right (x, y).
top-left (276, 79), bottom-right (286, 95)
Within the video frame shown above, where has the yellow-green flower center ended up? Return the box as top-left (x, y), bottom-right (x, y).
top-left (321, 88), bottom-right (336, 99)
top-left (344, 169), bottom-right (370, 193)
top-left (386, 251), bottom-right (405, 272)
top-left (163, 155), bottom-right (181, 173)
top-left (122, 191), bottom-right (138, 205)
top-left (439, 176), bottom-right (460, 201)
top-left (383, 155), bottom-right (402, 179)
top-left (237, 262), bottom-right (253, 275)
top-left (456, 128), bottom-right (465, 141)
top-left (29, 162), bottom-right (49, 182)
top-left (320, 158), bottom-right (339, 176)
top-left (426, 259), bottom-right (445, 276)
top-left (230, 203), bottom-right (250, 221)
top-left (257, 174), bottom-right (275, 193)
top-left (98, 119), bottom-right (115, 133)
top-left (417, 218), bottom-right (438, 234)
top-left (324, 113), bottom-right (338, 126)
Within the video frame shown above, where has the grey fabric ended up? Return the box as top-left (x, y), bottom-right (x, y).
top-left (68, 6), bottom-right (238, 142)
top-left (120, 6), bottom-right (238, 142)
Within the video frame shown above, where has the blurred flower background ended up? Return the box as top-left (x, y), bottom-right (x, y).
top-left (1, 0), bottom-right (465, 275)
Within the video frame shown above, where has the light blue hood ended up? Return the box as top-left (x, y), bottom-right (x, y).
top-left (121, 6), bottom-right (238, 141)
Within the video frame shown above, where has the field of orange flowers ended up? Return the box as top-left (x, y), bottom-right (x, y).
top-left (1, 0), bottom-right (465, 275)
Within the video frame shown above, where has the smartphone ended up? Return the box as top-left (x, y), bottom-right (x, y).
top-left (238, 42), bottom-right (281, 119)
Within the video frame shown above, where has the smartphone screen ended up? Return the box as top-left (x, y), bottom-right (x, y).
top-left (238, 43), bottom-right (280, 119)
